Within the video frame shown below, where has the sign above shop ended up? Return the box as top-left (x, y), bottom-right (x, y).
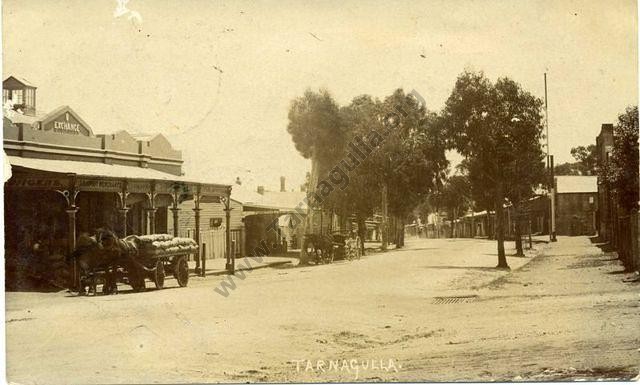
top-left (40, 107), bottom-right (93, 136)
top-left (77, 178), bottom-right (123, 192)
top-left (8, 174), bottom-right (68, 190)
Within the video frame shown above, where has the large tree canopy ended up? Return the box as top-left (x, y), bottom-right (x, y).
top-left (441, 71), bottom-right (546, 268)
top-left (287, 88), bottom-right (344, 168)
top-left (287, 89), bottom-right (344, 264)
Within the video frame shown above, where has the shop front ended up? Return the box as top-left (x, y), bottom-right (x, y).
top-left (3, 76), bottom-right (233, 289)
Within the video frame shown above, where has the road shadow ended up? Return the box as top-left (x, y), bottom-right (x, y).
top-left (422, 265), bottom-right (506, 272)
top-left (63, 284), bottom-right (184, 298)
top-left (591, 240), bottom-right (615, 252)
top-left (201, 260), bottom-right (294, 276)
top-left (392, 247), bottom-right (437, 253)
top-left (5, 275), bottom-right (67, 293)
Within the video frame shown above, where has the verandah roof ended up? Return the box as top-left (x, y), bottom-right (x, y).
top-left (6, 156), bottom-right (230, 192)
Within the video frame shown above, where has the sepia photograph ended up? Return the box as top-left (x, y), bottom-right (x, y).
top-left (1, 0), bottom-right (639, 383)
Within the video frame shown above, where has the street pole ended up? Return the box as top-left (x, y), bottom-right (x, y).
top-left (544, 73), bottom-right (557, 242)
top-left (550, 155), bottom-right (557, 241)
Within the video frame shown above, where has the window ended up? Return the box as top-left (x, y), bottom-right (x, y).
top-left (3, 89), bottom-right (9, 104)
top-left (210, 218), bottom-right (222, 228)
top-left (25, 88), bottom-right (34, 107)
top-left (12, 89), bottom-right (23, 104)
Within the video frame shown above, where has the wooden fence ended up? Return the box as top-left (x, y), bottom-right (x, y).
top-left (180, 228), bottom-right (245, 260)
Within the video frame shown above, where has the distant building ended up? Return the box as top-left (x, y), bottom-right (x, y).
top-left (420, 175), bottom-right (599, 240)
top-left (554, 175), bottom-right (598, 236)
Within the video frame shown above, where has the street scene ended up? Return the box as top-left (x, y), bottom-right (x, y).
top-left (2, 0), bottom-right (639, 384)
top-left (5, 237), bottom-right (640, 383)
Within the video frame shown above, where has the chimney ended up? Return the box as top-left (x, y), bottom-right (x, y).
top-left (601, 123), bottom-right (614, 134)
top-left (280, 176), bottom-right (286, 192)
top-left (257, 185), bottom-right (265, 195)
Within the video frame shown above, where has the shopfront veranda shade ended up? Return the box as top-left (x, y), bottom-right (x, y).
top-left (4, 155), bottom-right (230, 188)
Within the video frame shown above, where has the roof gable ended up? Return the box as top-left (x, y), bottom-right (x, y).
top-left (39, 105), bottom-right (94, 136)
top-left (3, 76), bottom-right (36, 89)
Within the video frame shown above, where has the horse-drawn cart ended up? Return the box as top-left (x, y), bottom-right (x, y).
top-left (73, 230), bottom-right (198, 295)
top-left (302, 231), bottom-right (362, 264)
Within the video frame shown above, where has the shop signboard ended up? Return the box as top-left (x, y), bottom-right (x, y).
top-left (127, 180), bottom-right (152, 193)
top-left (8, 174), bottom-right (68, 190)
top-left (77, 178), bottom-right (123, 192)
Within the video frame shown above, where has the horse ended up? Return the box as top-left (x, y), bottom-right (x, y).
top-left (303, 233), bottom-right (335, 264)
top-left (70, 228), bottom-right (139, 295)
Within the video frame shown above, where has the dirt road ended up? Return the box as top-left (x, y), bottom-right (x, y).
top-left (5, 236), bottom-right (639, 383)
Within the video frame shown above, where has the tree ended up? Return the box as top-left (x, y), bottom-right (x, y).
top-left (440, 174), bottom-right (471, 238)
top-left (334, 90), bottom-right (447, 251)
top-left (442, 71), bottom-right (546, 269)
top-left (369, 89), bottom-right (447, 249)
top-left (287, 89), bottom-right (344, 264)
top-left (335, 95), bottom-right (384, 254)
top-left (555, 144), bottom-right (598, 175)
top-left (504, 134), bottom-right (546, 256)
top-left (553, 162), bottom-right (581, 176)
top-left (604, 106), bottom-right (639, 213)
top-left (570, 145), bottom-right (598, 175)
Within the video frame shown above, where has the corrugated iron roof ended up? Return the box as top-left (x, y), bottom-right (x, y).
top-left (555, 175), bottom-right (598, 194)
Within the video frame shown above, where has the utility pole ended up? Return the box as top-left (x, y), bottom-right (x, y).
top-left (545, 73), bottom-right (557, 242)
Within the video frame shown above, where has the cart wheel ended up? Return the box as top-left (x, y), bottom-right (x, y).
top-left (173, 256), bottom-right (189, 287)
top-left (154, 261), bottom-right (165, 289)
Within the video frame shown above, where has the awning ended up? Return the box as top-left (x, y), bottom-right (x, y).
top-left (7, 156), bottom-right (227, 187)
top-left (6, 156), bottom-right (231, 198)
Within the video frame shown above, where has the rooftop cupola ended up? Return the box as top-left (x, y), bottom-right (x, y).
top-left (3, 76), bottom-right (37, 116)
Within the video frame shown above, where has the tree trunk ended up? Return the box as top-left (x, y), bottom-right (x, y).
top-left (356, 213), bottom-right (366, 256)
top-left (514, 206), bottom-right (524, 256)
top-left (381, 183), bottom-right (388, 251)
top-left (389, 215), bottom-right (398, 247)
top-left (495, 188), bottom-right (509, 269)
top-left (397, 217), bottom-right (405, 248)
top-left (450, 207), bottom-right (457, 238)
top-left (299, 154), bottom-right (320, 265)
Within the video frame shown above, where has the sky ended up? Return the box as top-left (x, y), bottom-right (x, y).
top-left (2, 0), bottom-right (638, 191)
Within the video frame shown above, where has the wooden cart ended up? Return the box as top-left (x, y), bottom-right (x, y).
top-left (74, 231), bottom-right (197, 295)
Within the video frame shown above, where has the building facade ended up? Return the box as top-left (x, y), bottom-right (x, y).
top-left (554, 176), bottom-right (598, 236)
top-left (3, 76), bottom-right (232, 288)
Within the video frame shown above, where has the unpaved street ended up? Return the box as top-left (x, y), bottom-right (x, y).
top-left (6, 236), bottom-right (639, 383)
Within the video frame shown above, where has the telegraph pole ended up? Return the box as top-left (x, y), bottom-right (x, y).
top-left (545, 73), bottom-right (557, 242)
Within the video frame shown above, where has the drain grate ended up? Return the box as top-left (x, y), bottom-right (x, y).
top-left (432, 295), bottom-right (479, 304)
